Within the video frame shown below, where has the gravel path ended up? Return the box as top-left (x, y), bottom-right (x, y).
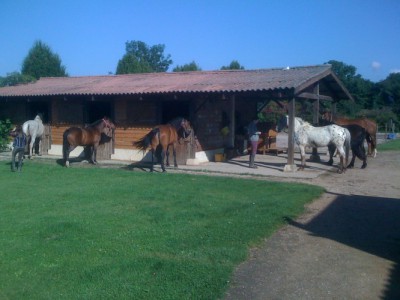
top-left (225, 151), bottom-right (400, 300)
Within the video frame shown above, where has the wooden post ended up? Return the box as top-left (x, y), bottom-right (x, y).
top-left (228, 94), bottom-right (235, 149)
top-left (310, 84), bottom-right (321, 162)
top-left (284, 97), bottom-right (296, 172)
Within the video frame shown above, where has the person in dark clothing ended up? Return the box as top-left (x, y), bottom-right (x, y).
top-left (247, 119), bottom-right (261, 168)
top-left (11, 125), bottom-right (27, 172)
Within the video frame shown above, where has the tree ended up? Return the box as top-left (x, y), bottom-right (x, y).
top-left (116, 41), bottom-right (172, 74)
top-left (220, 60), bottom-right (245, 70)
top-left (172, 61), bottom-right (202, 72)
top-left (21, 40), bottom-right (67, 79)
top-left (0, 72), bottom-right (35, 87)
top-left (326, 60), bottom-right (375, 115)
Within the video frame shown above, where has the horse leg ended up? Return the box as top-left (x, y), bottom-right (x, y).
top-left (150, 149), bottom-right (155, 172)
top-left (28, 136), bottom-right (35, 159)
top-left (298, 146), bottom-right (306, 171)
top-left (347, 150), bottom-right (356, 168)
top-left (327, 144), bottom-right (336, 165)
top-left (37, 138), bottom-right (42, 156)
top-left (165, 145), bottom-right (170, 167)
top-left (92, 146), bottom-right (98, 164)
top-left (337, 146), bottom-right (346, 174)
top-left (359, 144), bottom-right (367, 169)
top-left (172, 144), bottom-right (178, 168)
top-left (372, 135), bottom-right (377, 158)
top-left (65, 145), bottom-right (76, 167)
top-left (161, 149), bottom-right (167, 172)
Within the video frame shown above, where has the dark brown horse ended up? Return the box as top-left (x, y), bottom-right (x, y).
top-left (63, 117), bottom-right (115, 167)
top-left (327, 124), bottom-right (368, 169)
top-left (133, 117), bottom-right (192, 172)
top-left (322, 111), bottom-right (377, 157)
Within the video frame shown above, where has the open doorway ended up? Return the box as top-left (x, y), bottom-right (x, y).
top-left (27, 101), bottom-right (49, 123)
top-left (161, 101), bottom-right (190, 123)
top-left (85, 101), bottom-right (112, 124)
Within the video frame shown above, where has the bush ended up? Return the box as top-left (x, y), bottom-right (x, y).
top-left (0, 119), bottom-right (13, 151)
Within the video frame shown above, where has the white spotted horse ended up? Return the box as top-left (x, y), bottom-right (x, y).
top-left (280, 116), bottom-right (351, 173)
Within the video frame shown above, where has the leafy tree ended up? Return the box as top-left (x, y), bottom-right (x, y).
top-left (173, 61), bottom-right (202, 72)
top-left (221, 60), bottom-right (245, 70)
top-left (0, 119), bottom-right (12, 151)
top-left (377, 73), bottom-right (400, 116)
top-left (327, 60), bottom-right (376, 115)
top-left (21, 40), bottom-right (68, 79)
top-left (0, 72), bottom-right (35, 87)
top-left (116, 41), bottom-right (172, 74)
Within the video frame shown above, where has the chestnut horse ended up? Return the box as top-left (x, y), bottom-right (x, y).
top-left (133, 117), bottom-right (192, 172)
top-left (322, 112), bottom-right (377, 157)
top-left (62, 117), bottom-right (115, 167)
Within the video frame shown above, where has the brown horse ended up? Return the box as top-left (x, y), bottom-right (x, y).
top-left (133, 117), bottom-right (192, 172)
top-left (62, 117), bottom-right (115, 167)
top-left (322, 111), bottom-right (377, 157)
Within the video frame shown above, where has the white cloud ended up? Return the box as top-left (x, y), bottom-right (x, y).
top-left (371, 61), bottom-right (381, 70)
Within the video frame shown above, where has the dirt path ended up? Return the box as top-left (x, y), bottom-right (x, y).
top-left (225, 151), bottom-right (400, 300)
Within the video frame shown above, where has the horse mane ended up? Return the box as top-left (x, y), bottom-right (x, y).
top-left (168, 117), bottom-right (185, 130)
top-left (87, 119), bottom-right (105, 127)
top-left (295, 117), bottom-right (311, 126)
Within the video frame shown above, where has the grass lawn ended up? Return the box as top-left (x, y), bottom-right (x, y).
top-left (378, 137), bottom-right (400, 151)
top-left (0, 159), bottom-right (324, 299)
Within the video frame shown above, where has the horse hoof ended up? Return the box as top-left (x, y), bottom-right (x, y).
top-left (297, 167), bottom-right (304, 171)
top-left (361, 164), bottom-right (367, 169)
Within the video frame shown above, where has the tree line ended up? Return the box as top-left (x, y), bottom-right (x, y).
top-left (1, 40), bottom-right (399, 129)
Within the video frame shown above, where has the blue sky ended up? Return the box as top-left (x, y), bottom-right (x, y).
top-left (1, 0), bottom-right (399, 82)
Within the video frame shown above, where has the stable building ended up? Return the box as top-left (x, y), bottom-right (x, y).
top-left (0, 64), bottom-right (353, 170)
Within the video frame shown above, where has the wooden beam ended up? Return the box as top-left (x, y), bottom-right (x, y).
top-left (296, 92), bottom-right (333, 101)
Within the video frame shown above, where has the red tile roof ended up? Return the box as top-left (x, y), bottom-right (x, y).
top-left (0, 65), bottom-right (351, 100)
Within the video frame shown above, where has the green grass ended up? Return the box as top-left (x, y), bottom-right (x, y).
top-left (0, 159), bottom-right (324, 299)
top-left (378, 138), bottom-right (400, 151)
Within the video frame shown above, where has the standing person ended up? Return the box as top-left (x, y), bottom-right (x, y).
top-left (247, 118), bottom-right (261, 168)
top-left (11, 125), bottom-right (27, 172)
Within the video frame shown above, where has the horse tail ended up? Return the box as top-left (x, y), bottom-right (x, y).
top-left (133, 128), bottom-right (159, 152)
top-left (344, 129), bottom-right (351, 164)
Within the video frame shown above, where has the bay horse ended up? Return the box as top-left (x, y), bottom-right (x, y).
top-left (62, 117), bottom-right (115, 167)
top-left (327, 124), bottom-right (367, 169)
top-left (22, 114), bottom-right (44, 158)
top-left (280, 116), bottom-right (350, 173)
top-left (322, 111), bottom-right (377, 157)
top-left (133, 117), bottom-right (192, 172)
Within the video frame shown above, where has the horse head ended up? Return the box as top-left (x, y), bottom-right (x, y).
top-left (180, 118), bottom-right (192, 138)
top-left (277, 115), bottom-right (288, 132)
top-left (101, 117), bottom-right (116, 137)
top-left (321, 111), bottom-right (333, 122)
top-left (34, 114), bottom-right (44, 123)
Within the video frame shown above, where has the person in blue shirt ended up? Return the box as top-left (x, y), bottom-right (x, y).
top-left (11, 125), bottom-right (27, 172)
top-left (247, 118), bottom-right (261, 168)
